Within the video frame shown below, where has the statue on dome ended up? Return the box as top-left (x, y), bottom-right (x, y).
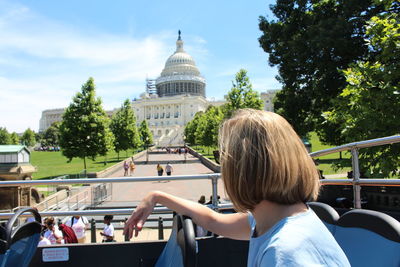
top-left (178, 30), bottom-right (181, 40)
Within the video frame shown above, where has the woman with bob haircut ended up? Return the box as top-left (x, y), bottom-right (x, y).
top-left (124, 109), bottom-right (349, 266)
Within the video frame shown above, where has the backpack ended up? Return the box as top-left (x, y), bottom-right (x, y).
top-left (58, 224), bottom-right (78, 243)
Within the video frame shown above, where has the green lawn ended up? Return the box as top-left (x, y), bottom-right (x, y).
top-left (309, 132), bottom-right (352, 175)
top-left (31, 149), bottom-right (142, 180)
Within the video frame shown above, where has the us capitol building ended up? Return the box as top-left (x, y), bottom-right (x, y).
top-left (39, 32), bottom-right (277, 146)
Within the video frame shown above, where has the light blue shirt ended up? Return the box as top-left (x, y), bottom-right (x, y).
top-left (247, 208), bottom-right (350, 267)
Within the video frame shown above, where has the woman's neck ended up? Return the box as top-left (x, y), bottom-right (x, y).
top-left (252, 200), bottom-right (307, 237)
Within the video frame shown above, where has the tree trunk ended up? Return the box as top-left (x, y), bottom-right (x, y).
top-left (83, 157), bottom-right (87, 176)
top-left (339, 151), bottom-right (342, 160)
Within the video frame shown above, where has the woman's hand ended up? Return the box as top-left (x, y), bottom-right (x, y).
top-left (123, 191), bottom-right (157, 239)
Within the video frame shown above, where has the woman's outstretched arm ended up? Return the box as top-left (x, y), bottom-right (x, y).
top-left (123, 191), bottom-right (250, 240)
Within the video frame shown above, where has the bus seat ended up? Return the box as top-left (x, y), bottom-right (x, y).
top-left (334, 209), bottom-right (400, 267)
top-left (0, 208), bottom-right (41, 267)
top-left (308, 202), bottom-right (339, 234)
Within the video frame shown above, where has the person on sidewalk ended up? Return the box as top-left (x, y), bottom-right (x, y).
top-left (165, 162), bottom-right (173, 176)
top-left (100, 215), bottom-right (115, 242)
top-left (157, 164), bottom-right (164, 176)
top-left (123, 161), bottom-right (129, 176)
top-left (65, 215), bottom-right (89, 243)
top-left (130, 160), bottom-right (136, 176)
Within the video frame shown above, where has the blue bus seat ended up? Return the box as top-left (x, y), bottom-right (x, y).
top-left (308, 202), bottom-right (339, 234)
top-left (334, 209), bottom-right (400, 267)
top-left (0, 207), bottom-right (41, 267)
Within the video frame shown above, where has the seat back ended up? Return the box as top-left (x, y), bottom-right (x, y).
top-left (155, 214), bottom-right (196, 267)
top-left (0, 208), bottom-right (41, 267)
top-left (334, 209), bottom-right (400, 267)
top-left (308, 202), bottom-right (339, 234)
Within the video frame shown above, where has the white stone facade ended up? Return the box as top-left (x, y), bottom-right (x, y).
top-left (132, 94), bottom-right (208, 145)
top-left (260, 90), bottom-right (278, 112)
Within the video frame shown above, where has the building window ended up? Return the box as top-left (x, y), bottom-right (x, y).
top-left (146, 114), bottom-right (150, 120)
top-left (161, 113), bottom-right (165, 119)
top-left (158, 130), bottom-right (162, 136)
top-left (166, 129), bottom-right (169, 135)
top-left (155, 113), bottom-right (159, 119)
top-left (174, 112), bottom-right (179, 118)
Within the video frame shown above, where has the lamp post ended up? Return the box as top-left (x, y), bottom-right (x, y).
top-left (145, 136), bottom-right (149, 164)
top-left (183, 135), bottom-right (187, 163)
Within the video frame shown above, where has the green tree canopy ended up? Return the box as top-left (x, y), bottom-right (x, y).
top-left (184, 111), bottom-right (204, 146)
top-left (223, 69), bottom-right (263, 118)
top-left (0, 127), bottom-right (11, 145)
top-left (42, 122), bottom-right (60, 147)
top-left (21, 128), bottom-right (36, 147)
top-left (10, 132), bottom-right (20, 145)
top-left (138, 120), bottom-right (153, 147)
top-left (195, 106), bottom-right (224, 148)
top-left (259, 0), bottom-right (385, 139)
top-left (110, 99), bottom-right (141, 159)
top-left (59, 77), bottom-right (114, 170)
top-left (325, 8), bottom-right (400, 177)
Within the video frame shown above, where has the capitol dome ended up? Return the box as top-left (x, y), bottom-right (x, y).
top-left (156, 31), bottom-right (206, 98)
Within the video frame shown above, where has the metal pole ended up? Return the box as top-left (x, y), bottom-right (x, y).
top-left (90, 218), bottom-right (96, 243)
top-left (124, 218), bottom-right (130, 241)
top-left (351, 148), bottom-right (362, 209)
top-left (158, 217), bottom-right (164, 240)
top-left (211, 174), bottom-right (219, 209)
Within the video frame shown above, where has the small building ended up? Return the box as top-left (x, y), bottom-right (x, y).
top-left (0, 145), bottom-right (37, 210)
top-left (0, 145), bottom-right (36, 180)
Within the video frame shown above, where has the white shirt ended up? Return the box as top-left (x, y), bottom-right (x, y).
top-left (103, 223), bottom-right (114, 241)
top-left (65, 216), bottom-right (88, 239)
top-left (43, 226), bottom-right (64, 245)
top-left (38, 237), bottom-right (51, 246)
top-left (165, 164), bottom-right (172, 172)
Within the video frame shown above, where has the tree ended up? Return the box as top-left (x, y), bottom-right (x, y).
top-left (325, 9), bottom-right (400, 177)
top-left (10, 132), bottom-right (20, 145)
top-left (110, 99), bottom-right (141, 160)
top-left (223, 69), bottom-right (263, 118)
top-left (138, 120), bottom-right (153, 148)
top-left (258, 0), bottom-right (385, 139)
top-left (0, 127), bottom-right (11, 145)
top-left (195, 106), bottom-right (224, 151)
top-left (184, 111), bottom-right (204, 146)
top-left (42, 122), bottom-right (60, 147)
top-left (59, 77), bottom-right (114, 171)
top-left (21, 128), bottom-right (36, 147)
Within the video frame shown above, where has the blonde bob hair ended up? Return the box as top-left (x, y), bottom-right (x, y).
top-left (219, 109), bottom-right (320, 212)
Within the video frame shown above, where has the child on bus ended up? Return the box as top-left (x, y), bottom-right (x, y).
top-left (124, 109), bottom-right (350, 266)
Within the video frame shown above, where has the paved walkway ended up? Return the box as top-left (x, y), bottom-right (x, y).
top-left (104, 150), bottom-right (227, 206)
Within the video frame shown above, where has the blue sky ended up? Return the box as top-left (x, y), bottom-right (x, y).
top-left (0, 0), bottom-right (279, 133)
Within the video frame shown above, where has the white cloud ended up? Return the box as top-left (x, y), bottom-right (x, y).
top-left (0, 2), bottom-right (210, 133)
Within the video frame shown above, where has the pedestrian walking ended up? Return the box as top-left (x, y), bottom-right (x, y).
top-left (65, 215), bottom-right (89, 243)
top-left (123, 161), bottom-right (129, 176)
top-left (100, 215), bottom-right (115, 242)
top-left (157, 164), bottom-right (164, 176)
top-left (165, 162), bottom-right (173, 176)
top-left (130, 160), bottom-right (136, 176)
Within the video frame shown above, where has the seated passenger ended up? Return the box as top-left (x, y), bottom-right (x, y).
top-left (124, 109), bottom-right (350, 266)
top-left (43, 217), bottom-right (64, 245)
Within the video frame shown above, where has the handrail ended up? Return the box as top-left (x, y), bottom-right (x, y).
top-left (310, 135), bottom-right (400, 158)
top-left (0, 173), bottom-right (221, 187)
top-left (0, 203), bottom-right (235, 219)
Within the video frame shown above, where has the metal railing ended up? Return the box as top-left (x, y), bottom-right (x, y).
top-left (0, 135), bottom-right (399, 218)
top-left (311, 135), bottom-right (400, 209)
